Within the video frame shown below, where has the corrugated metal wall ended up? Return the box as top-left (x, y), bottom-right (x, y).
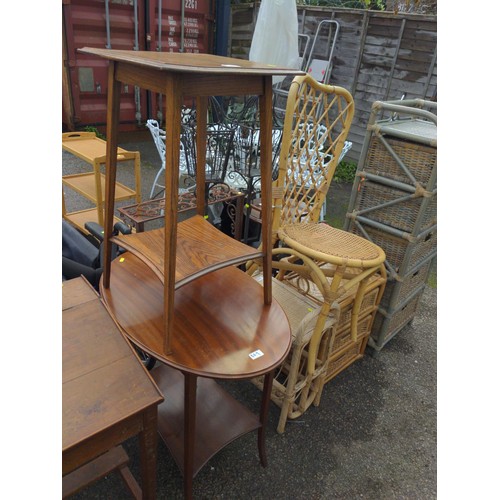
top-left (229, 4), bottom-right (437, 164)
top-left (62, 0), bottom-right (216, 131)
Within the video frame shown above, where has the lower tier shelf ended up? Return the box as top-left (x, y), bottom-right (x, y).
top-left (62, 172), bottom-right (137, 202)
top-left (110, 215), bottom-right (263, 288)
top-left (152, 363), bottom-right (262, 478)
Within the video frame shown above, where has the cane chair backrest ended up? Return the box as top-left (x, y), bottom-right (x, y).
top-left (271, 74), bottom-right (355, 238)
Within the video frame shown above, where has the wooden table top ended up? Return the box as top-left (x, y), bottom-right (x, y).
top-left (78, 48), bottom-right (305, 77)
top-left (100, 256), bottom-right (292, 379)
top-left (62, 277), bottom-right (163, 454)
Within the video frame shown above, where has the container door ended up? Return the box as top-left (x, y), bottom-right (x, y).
top-left (62, 0), bottom-right (148, 132)
top-left (63, 0), bottom-right (216, 131)
top-left (147, 0), bottom-right (216, 124)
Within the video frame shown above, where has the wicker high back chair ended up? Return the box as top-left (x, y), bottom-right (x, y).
top-left (247, 77), bottom-right (388, 431)
top-left (272, 74), bottom-right (355, 233)
top-left (246, 74), bottom-right (355, 272)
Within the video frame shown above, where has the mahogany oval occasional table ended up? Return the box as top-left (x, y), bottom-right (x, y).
top-left (101, 253), bottom-right (292, 499)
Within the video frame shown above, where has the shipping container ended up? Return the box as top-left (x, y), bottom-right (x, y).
top-left (146, 0), bottom-right (216, 124)
top-left (62, 0), bottom-right (216, 132)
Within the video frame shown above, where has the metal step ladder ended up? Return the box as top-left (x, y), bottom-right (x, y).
top-left (273, 19), bottom-right (341, 120)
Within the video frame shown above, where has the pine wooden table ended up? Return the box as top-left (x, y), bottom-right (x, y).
top-left (62, 131), bottom-right (141, 232)
top-left (62, 277), bottom-right (164, 499)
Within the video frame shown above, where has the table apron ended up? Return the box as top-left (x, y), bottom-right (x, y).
top-left (63, 410), bottom-right (148, 476)
top-left (115, 62), bottom-right (265, 97)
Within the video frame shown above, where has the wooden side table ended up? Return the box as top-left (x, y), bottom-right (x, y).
top-left (62, 277), bottom-right (164, 499)
top-left (62, 131), bottom-right (141, 233)
top-left (78, 49), bottom-right (301, 347)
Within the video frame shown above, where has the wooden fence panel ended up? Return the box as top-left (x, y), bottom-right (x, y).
top-left (228, 4), bottom-right (437, 163)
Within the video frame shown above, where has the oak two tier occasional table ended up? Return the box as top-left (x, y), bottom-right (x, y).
top-left (101, 254), bottom-right (292, 498)
top-left (80, 48), bottom-right (303, 499)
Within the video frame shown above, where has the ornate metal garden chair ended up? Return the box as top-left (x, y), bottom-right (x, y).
top-left (146, 118), bottom-right (195, 199)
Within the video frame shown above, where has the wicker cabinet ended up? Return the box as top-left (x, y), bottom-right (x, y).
top-left (344, 99), bottom-right (437, 353)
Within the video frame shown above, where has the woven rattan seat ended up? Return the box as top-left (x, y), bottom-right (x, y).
top-left (279, 223), bottom-right (386, 269)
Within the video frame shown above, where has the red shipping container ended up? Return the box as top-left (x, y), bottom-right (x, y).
top-left (62, 0), bottom-right (215, 132)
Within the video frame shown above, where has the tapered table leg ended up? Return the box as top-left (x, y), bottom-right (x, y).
top-left (258, 370), bottom-right (274, 468)
top-left (183, 372), bottom-right (197, 500)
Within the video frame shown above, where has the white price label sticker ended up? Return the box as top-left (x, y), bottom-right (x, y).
top-left (249, 349), bottom-right (264, 360)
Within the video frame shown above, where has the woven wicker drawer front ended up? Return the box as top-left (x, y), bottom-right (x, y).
top-left (337, 285), bottom-right (380, 331)
top-left (371, 288), bottom-right (424, 347)
top-left (330, 313), bottom-right (373, 354)
top-left (364, 136), bottom-right (436, 189)
top-left (353, 224), bottom-right (437, 276)
top-left (324, 333), bottom-right (369, 383)
top-left (354, 179), bottom-right (437, 234)
top-left (380, 259), bottom-right (432, 311)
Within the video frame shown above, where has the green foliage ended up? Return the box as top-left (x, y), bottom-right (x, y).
top-left (427, 258), bottom-right (437, 288)
top-left (82, 125), bottom-right (105, 140)
top-left (333, 160), bottom-right (357, 183)
top-left (363, 0), bottom-right (385, 10)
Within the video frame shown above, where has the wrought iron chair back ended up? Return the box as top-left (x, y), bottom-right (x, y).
top-left (146, 118), bottom-right (193, 198)
top-left (181, 123), bottom-right (236, 189)
top-left (227, 124), bottom-right (283, 193)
